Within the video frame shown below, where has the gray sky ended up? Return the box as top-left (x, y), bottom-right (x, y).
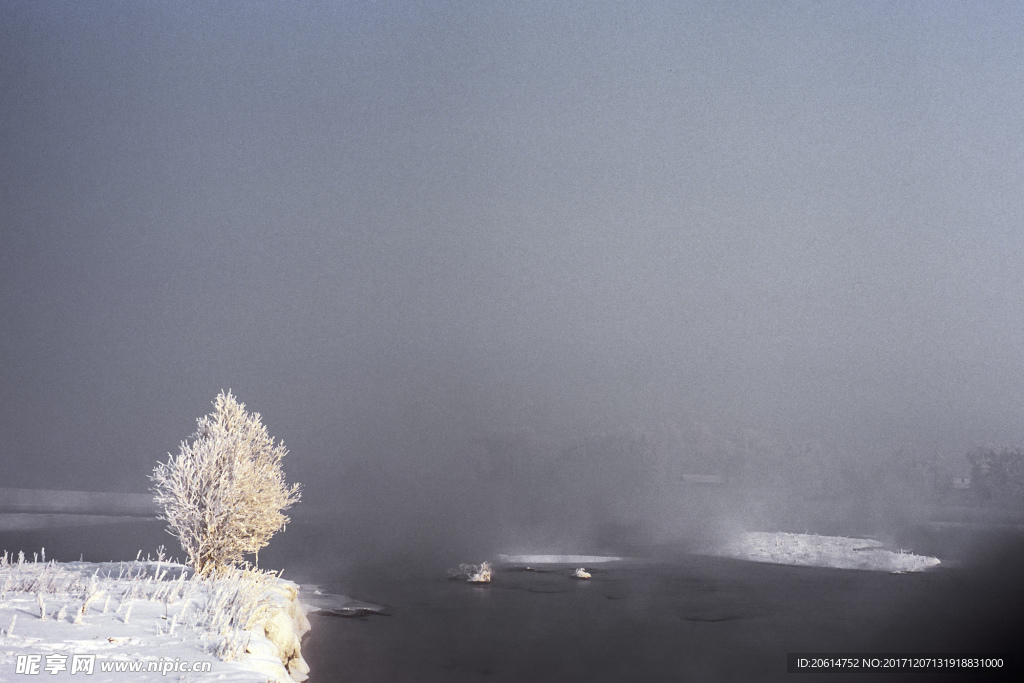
top-left (2, 1), bottom-right (1023, 500)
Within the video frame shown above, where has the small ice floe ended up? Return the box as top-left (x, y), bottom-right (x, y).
top-left (299, 586), bottom-right (387, 618)
top-left (448, 562), bottom-right (492, 583)
top-left (572, 568), bottom-right (591, 579)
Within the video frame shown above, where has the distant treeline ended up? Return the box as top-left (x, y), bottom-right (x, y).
top-left (966, 446), bottom-right (1024, 505)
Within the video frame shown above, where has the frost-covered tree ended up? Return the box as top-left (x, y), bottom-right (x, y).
top-left (151, 391), bottom-right (301, 575)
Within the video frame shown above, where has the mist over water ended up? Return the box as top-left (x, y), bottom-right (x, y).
top-left (2, 1), bottom-right (1024, 569)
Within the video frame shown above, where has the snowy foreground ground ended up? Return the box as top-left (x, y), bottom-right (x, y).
top-left (0, 553), bottom-right (310, 682)
top-left (717, 532), bottom-right (942, 572)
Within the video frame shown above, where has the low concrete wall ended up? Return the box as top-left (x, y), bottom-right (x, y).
top-left (0, 488), bottom-right (159, 517)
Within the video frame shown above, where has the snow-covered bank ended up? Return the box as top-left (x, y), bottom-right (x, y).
top-left (716, 532), bottom-right (941, 572)
top-left (0, 554), bottom-right (310, 682)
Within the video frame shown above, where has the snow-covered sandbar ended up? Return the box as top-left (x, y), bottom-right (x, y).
top-left (716, 532), bottom-right (941, 572)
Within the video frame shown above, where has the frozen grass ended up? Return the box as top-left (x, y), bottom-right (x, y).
top-left (0, 549), bottom-right (309, 682)
top-left (718, 532), bottom-right (941, 572)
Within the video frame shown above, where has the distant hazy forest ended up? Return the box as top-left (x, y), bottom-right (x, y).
top-left (459, 422), bottom-right (1023, 549)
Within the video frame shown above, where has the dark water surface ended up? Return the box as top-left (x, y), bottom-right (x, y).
top-left (300, 553), bottom-right (1020, 683)
top-left (2, 519), bottom-right (1021, 682)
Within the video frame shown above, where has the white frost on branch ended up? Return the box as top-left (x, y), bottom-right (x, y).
top-left (150, 391), bottom-right (301, 576)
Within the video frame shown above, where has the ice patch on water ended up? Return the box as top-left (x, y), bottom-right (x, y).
top-left (717, 532), bottom-right (941, 572)
top-left (298, 587), bottom-right (386, 617)
top-left (496, 554), bottom-right (626, 565)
